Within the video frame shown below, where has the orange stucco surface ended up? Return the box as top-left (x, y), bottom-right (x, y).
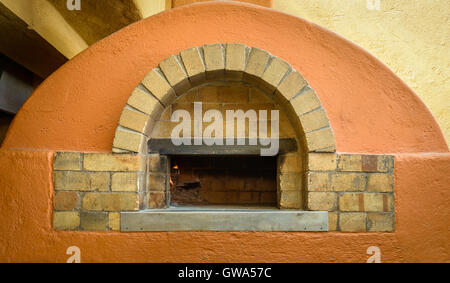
top-left (0, 2), bottom-right (448, 262)
top-left (0, 150), bottom-right (448, 262)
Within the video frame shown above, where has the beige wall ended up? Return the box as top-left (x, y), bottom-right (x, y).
top-left (273, 0), bottom-right (450, 146)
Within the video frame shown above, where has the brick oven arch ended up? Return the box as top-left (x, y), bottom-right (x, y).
top-left (112, 44), bottom-right (336, 155)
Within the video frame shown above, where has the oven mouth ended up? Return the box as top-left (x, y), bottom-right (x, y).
top-left (169, 155), bottom-right (278, 208)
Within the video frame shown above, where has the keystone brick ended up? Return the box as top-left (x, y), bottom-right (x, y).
top-left (225, 43), bottom-right (246, 80)
top-left (203, 44), bottom-right (225, 80)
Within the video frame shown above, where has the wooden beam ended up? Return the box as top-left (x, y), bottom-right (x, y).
top-left (0, 3), bottom-right (67, 77)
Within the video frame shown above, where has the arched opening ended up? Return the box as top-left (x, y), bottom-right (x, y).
top-left (112, 44), bottom-right (336, 211)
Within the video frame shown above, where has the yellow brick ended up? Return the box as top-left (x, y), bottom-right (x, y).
top-left (82, 193), bottom-right (139, 211)
top-left (113, 129), bottom-right (147, 153)
top-left (291, 89), bottom-right (321, 116)
top-left (80, 212), bottom-right (108, 231)
top-left (203, 44), bottom-right (224, 80)
top-left (180, 47), bottom-right (206, 84)
top-left (89, 172), bottom-right (110, 192)
top-left (367, 174), bottom-right (393, 192)
top-left (308, 153), bottom-right (337, 171)
top-left (148, 173), bottom-right (167, 191)
top-left (261, 57), bottom-right (291, 91)
top-left (147, 192), bottom-right (166, 209)
top-left (330, 173), bottom-right (365, 191)
top-left (276, 71), bottom-right (307, 101)
top-left (279, 190), bottom-right (302, 209)
top-left (53, 212), bottom-right (80, 230)
top-left (54, 171), bottom-right (89, 191)
top-left (385, 194), bottom-right (395, 212)
top-left (363, 193), bottom-right (385, 212)
top-left (337, 154), bottom-right (362, 171)
top-left (159, 55), bottom-right (191, 94)
top-left (368, 213), bottom-right (395, 232)
top-left (109, 212), bottom-right (121, 231)
top-left (278, 173), bottom-right (302, 191)
top-left (119, 108), bottom-right (153, 134)
top-left (339, 212), bottom-right (366, 232)
top-left (84, 153), bottom-right (143, 172)
top-left (328, 212), bottom-right (339, 231)
top-left (377, 155), bottom-right (394, 172)
top-left (307, 172), bottom-right (330, 191)
top-left (127, 88), bottom-right (165, 115)
top-left (245, 47), bottom-right (270, 78)
top-left (54, 192), bottom-right (79, 210)
top-left (111, 172), bottom-right (138, 192)
top-left (305, 127), bottom-right (335, 152)
top-left (307, 192), bottom-right (336, 211)
top-left (299, 108), bottom-right (330, 133)
top-left (225, 43), bottom-right (246, 80)
top-left (54, 153), bottom-right (81, 171)
top-left (277, 153), bottom-right (303, 173)
top-left (338, 193), bottom-right (361, 212)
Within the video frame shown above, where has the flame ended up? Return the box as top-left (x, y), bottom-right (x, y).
top-left (173, 165), bottom-right (179, 170)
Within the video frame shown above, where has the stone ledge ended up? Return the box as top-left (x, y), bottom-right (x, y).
top-left (120, 208), bottom-right (328, 232)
